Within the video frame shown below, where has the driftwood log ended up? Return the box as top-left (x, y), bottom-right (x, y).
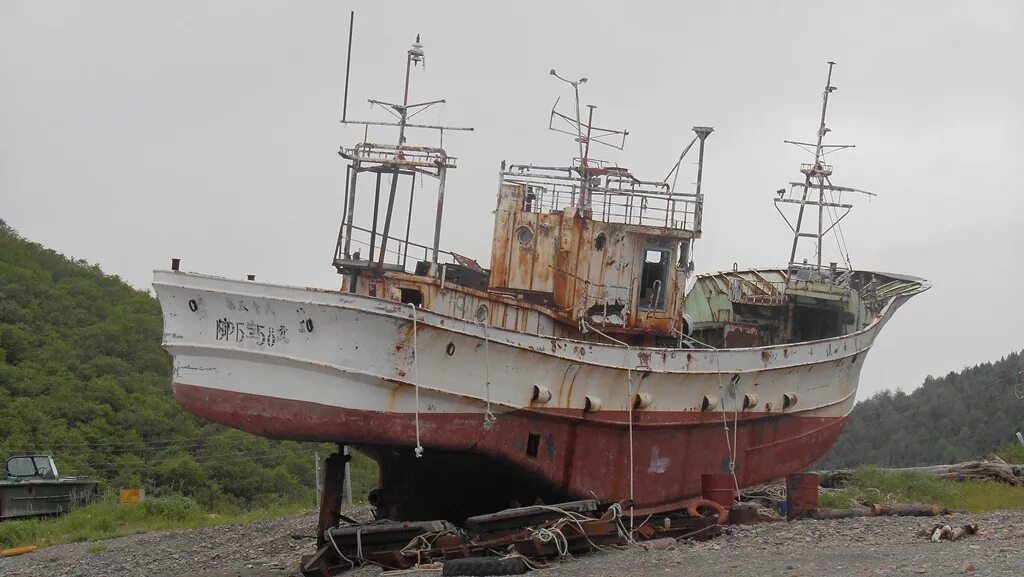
top-left (811, 507), bottom-right (875, 520)
top-left (871, 503), bottom-right (941, 517)
top-left (811, 503), bottom-right (940, 520)
top-left (816, 456), bottom-right (1023, 487)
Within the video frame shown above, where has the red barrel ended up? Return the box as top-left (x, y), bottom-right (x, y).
top-left (701, 474), bottom-right (736, 509)
top-left (786, 473), bottom-right (819, 520)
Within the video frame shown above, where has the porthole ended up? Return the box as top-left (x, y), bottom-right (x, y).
top-left (594, 232), bottom-right (606, 250)
top-left (475, 304), bottom-right (489, 323)
top-left (188, 299), bottom-right (198, 312)
top-left (446, 342), bottom-right (456, 356)
top-left (515, 226), bottom-right (534, 245)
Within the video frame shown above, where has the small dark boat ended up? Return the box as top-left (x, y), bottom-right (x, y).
top-left (0, 455), bottom-right (98, 520)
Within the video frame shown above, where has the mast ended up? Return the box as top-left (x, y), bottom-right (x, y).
top-left (812, 62), bottom-right (836, 270)
top-left (775, 62), bottom-right (874, 285)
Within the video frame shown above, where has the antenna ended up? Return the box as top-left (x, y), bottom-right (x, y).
top-left (341, 35), bottom-right (473, 145)
top-left (548, 71), bottom-right (628, 210)
top-left (774, 62), bottom-right (875, 286)
top-left (342, 11), bottom-right (354, 122)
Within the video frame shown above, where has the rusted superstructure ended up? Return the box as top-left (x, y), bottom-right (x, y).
top-left (154, 35), bottom-right (927, 536)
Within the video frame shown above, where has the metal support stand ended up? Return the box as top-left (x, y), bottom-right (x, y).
top-left (431, 167), bottom-right (447, 264)
top-left (316, 446), bottom-right (350, 550)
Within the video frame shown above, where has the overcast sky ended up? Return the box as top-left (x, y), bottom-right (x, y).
top-left (2, 1), bottom-right (1021, 400)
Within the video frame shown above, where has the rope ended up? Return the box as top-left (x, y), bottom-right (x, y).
top-left (530, 504), bottom-right (617, 553)
top-left (356, 527), bottom-right (364, 561)
top-left (532, 527), bottom-right (569, 556)
top-left (409, 304), bottom-right (424, 458)
top-left (579, 320), bottom-right (635, 530)
top-left (481, 321), bottom-right (496, 429)
top-left (607, 502), bottom-right (638, 546)
top-left (327, 528), bottom-right (356, 570)
top-left (714, 349), bottom-right (741, 496)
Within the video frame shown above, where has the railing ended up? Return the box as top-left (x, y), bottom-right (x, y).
top-left (340, 142), bottom-right (458, 169)
top-left (800, 162), bottom-right (833, 177)
top-left (727, 276), bottom-right (788, 306)
top-left (334, 224), bottom-right (460, 272)
top-left (786, 263), bottom-right (851, 288)
top-left (503, 165), bottom-right (702, 232)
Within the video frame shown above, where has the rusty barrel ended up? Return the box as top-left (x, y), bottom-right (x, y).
top-left (700, 474), bottom-right (735, 509)
top-left (785, 473), bottom-right (819, 520)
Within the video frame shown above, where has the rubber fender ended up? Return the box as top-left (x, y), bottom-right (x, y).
top-left (1, 545), bottom-right (38, 557)
top-left (685, 498), bottom-right (730, 525)
top-left (442, 556), bottom-right (529, 576)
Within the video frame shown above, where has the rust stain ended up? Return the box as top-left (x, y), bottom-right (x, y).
top-left (636, 350), bottom-right (652, 370)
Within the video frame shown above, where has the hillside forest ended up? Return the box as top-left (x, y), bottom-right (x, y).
top-left (818, 351), bottom-right (1024, 468)
top-left (0, 221), bottom-right (375, 510)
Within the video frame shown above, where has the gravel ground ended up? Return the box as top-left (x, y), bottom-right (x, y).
top-left (2, 508), bottom-right (1021, 577)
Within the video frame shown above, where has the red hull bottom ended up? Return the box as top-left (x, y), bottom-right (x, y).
top-left (174, 383), bottom-right (846, 521)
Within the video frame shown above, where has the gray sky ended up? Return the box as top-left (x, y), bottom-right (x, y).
top-left (2, 1), bottom-right (1021, 400)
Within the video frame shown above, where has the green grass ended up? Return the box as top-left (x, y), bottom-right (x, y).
top-left (819, 465), bottom-right (1024, 512)
top-left (86, 543), bottom-right (107, 554)
top-left (996, 443), bottom-right (1024, 464)
top-left (0, 495), bottom-right (313, 550)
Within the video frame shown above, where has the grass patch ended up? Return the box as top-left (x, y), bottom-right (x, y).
top-left (86, 543), bottom-right (107, 554)
top-left (0, 495), bottom-right (312, 550)
top-left (996, 443), bottom-right (1024, 464)
top-left (819, 465), bottom-right (1024, 512)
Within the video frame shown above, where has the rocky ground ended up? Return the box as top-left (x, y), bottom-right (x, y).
top-left (2, 508), bottom-right (1021, 577)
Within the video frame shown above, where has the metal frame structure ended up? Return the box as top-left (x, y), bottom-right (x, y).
top-left (774, 62), bottom-right (875, 287)
top-left (333, 24), bottom-right (473, 277)
top-left (530, 72), bottom-right (713, 235)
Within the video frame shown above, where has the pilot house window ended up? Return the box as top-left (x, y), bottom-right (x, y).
top-left (639, 249), bottom-right (669, 310)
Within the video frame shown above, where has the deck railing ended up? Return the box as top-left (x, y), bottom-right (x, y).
top-left (503, 165), bottom-right (702, 232)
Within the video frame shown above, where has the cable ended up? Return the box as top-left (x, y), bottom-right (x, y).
top-left (579, 320), bottom-right (635, 529)
top-left (714, 349), bottom-right (741, 496)
top-left (480, 320), bottom-right (496, 430)
top-left (409, 303), bottom-right (424, 458)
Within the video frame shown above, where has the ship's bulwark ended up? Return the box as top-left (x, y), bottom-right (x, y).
top-left (155, 270), bottom-right (925, 521)
top-left (173, 382), bottom-right (846, 521)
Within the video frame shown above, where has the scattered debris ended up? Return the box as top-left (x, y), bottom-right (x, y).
top-left (925, 523), bottom-right (979, 542)
top-left (931, 457), bottom-right (1023, 486)
top-left (300, 499), bottom-right (723, 576)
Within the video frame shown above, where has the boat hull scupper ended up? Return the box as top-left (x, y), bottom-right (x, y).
top-left (154, 270), bottom-right (924, 518)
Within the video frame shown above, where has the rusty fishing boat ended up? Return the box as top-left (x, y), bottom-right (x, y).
top-left (154, 37), bottom-right (927, 524)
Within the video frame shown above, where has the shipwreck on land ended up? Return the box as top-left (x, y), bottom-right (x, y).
top-left (153, 28), bottom-right (926, 574)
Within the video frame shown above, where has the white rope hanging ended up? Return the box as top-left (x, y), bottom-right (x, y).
top-left (681, 331), bottom-right (743, 497)
top-left (480, 320), bottom-right (497, 430)
top-left (714, 348), bottom-right (741, 494)
top-left (581, 319), bottom-right (635, 528)
top-left (409, 303), bottom-right (424, 458)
